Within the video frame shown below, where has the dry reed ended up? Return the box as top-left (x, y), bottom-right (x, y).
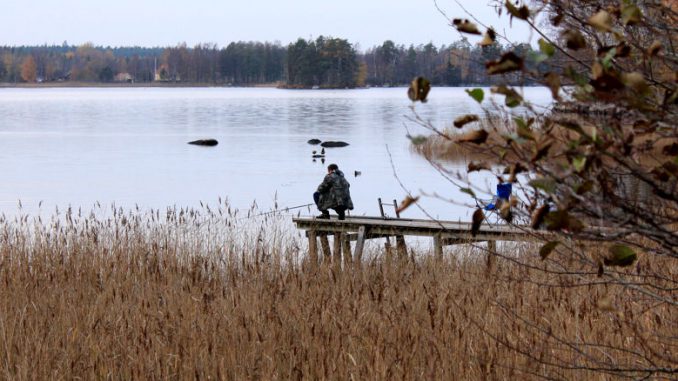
top-left (0, 202), bottom-right (674, 380)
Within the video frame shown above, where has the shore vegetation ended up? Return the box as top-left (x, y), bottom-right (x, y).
top-left (0, 204), bottom-right (673, 379)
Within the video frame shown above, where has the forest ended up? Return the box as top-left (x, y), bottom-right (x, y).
top-left (0, 37), bottom-right (548, 88)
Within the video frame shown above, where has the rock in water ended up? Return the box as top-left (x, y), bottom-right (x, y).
top-left (188, 139), bottom-right (218, 147)
top-left (307, 139), bottom-right (322, 145)
top-left (320, 141), bottom-right (349, 148)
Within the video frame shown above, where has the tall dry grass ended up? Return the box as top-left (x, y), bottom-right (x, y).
top-left (0, 203), bottom-right (674, 379)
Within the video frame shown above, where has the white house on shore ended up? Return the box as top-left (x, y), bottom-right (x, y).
top-left (114, 73), bottom-right (134, 83)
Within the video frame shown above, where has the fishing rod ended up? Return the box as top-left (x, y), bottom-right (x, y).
top-left (233, 203), bottom-right (315, 221)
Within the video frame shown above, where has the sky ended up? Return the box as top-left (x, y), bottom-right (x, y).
top-left (0, 0), bottom-right (535, 50)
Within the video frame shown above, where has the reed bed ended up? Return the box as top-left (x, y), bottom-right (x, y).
top-left (410, 117), bottom-right (505, 163)
top-left (410, 114), bottom-right (677, 165)
top-left (0, 203), bottom-right (674, 380)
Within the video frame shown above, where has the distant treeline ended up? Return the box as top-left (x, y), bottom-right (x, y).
top-left (0, 38), bottom-right (551, 88)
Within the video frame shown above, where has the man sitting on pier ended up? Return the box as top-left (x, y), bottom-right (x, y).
top-left (314, 163), bottom-right (354, 220)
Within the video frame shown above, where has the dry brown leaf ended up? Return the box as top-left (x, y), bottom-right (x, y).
top-left (605, 5), bottom-right (621, 17)
top-left (507, 163), bottom-right (527, 183)
top-left (592, 62), bottom-right (604, 80)
top-left (407, 77), bottom-right (431, 102)
top-left (499, 201), bottom-right (512, 222)
top-left (486, 52), bottom-right (524, 75)
top-left (647, 40), bottom-right (662, 56)
top-left (663, 161), bottom-right (678, 177)
top-left (590, 71), bottom-right (625, 92)
top-left (396, 195), bottom-right (420, 214)
top-left (622, 72), bottom-right (649, 94)
top-left (662, 143), bottom-right (678, 156)
top-left (588, 10), bottom-right (613, 32)
top-left (544, 72), bottom-right (561, 100)
top-left (478, 29), bottom-right (496, 46)
top-left (471, 208), bottom-right (484, 236)
top-left (530, 204), bottom-right (550, 229)
top-left (615, 42), bottom-right (631, 58)
top-left (453, 114), bottom-right (480, 128)
top-left (453, 19), bottom-right (481, 35)
top-left (562, 30), bottom-right (587, 50)
top-left (531, 140), bottom-right (553, 163)
top-left (505, 0), bottom-right (530, 20)
top-left (457, 129), bottom-right (489, 145)
top-left (491, 85), bottom-right (523, 106)
top-left (468, 161), bottom-right (491, 172)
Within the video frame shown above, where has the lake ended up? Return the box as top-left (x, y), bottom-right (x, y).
top-left (0, 87), bottom-right (551, 220)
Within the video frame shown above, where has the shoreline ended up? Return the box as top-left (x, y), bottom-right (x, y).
top-left (0, 82), bottom-right (373, 90)
top-left (0, 82), bottom-right (281, 89)
top-left (0, 82), bottom-right (544, 90)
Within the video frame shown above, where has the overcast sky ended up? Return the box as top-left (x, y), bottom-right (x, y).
top-left (0, 0), bottom-right (535, 49)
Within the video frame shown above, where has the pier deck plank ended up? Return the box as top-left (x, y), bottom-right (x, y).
top-left (293, 216), bottom-right (536, 243)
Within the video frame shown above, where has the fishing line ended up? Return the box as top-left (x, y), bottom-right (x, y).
top-left (231, 203), bottom-right (315, 221)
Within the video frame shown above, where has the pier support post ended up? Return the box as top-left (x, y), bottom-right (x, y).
top-left (396, 235), bottom-right (407, 260)
top-left (320, 235), bottom-right (331, 262)
top-left (333, 233), bottom-right (342, 270)
top-left (384, 237), bottom-right (393, 262)
top-left (486, 240), bottom-right (496, 272)
top-left (308, 231), bottom-right (318, 266)
top-left (354, 226), bottom-right (366, 263)
top-left (434, 234), bottom-right (443, 260)
top-left (487, 240), bottom-right (496, 252)
top-left (342, 235), bottom-right (352, 267)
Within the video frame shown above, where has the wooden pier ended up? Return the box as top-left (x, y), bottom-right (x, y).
top-left (293, 216), bottom-right (537, 266)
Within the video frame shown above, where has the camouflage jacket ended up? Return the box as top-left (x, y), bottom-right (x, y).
top-left (316, 170), bottom-right (354, 211)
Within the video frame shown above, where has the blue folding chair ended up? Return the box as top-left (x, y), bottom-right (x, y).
top-left (478, 183), bottom-right (513, 223)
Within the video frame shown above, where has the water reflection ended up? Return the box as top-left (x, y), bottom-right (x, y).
top-left (286, 98), bottom-right (357, 134)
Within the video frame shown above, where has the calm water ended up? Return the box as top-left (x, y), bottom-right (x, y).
top-left (0, 87), bottom-right (550, 220)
